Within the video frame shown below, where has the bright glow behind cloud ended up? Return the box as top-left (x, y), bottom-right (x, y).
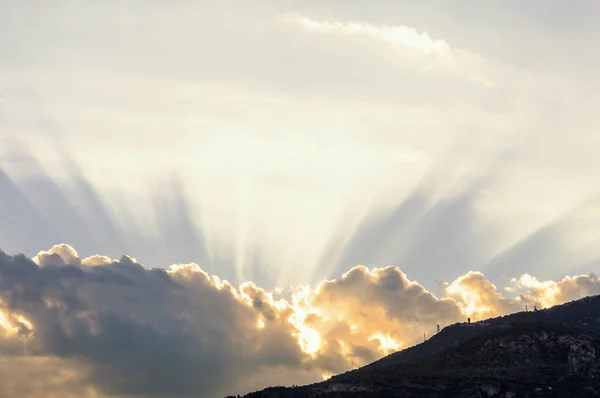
top-left (0, 244), bottom-right (598, 397)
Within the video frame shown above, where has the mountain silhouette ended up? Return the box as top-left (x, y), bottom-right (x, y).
top-left (235, 295), bottom-right (600, 397)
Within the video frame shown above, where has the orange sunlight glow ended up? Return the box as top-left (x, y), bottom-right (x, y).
top-left (335, 339), bottom-right (355, 359)
top-left (369, 333), bottom-right (402, 353)
top-left (16, 316), bottom-right (33, 332)
top-left (0, 310), bottom-right (34, 337)
top-left (290, 316), bottom-right (322, 355)
top-left (0, 312), bottom-right (16, 335)
top-left (446, 280), bottom-right (493, 320)
top-left (514, 274), bottom-right (561, 309)
top-left (288, 286), bottom-right (324, 356)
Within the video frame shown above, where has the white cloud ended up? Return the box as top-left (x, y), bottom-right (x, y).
top-left (278, 14), bottom-right (452, 55)
top-left (276, 13), bottom-right (493, 86)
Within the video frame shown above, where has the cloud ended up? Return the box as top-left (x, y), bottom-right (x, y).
top-left (277, 14), bottom-right (452, 55)
top-left (0, 247), bottom-right (308, 397)
top-left (446, 271), bottom-right (520, 319)
top-left (304, 266), bottom-right (462, 360)
top-left (513, 273), bottom-right (600, 309)
top-left (0, 356), bottom-right (97, 398)
top-left (276, 13), bottom-right (493, 86)
top-left (0, 245), bottom-right (598, 396)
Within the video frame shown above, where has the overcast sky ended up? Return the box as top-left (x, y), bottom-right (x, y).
top-left (1, 1), bottom-right (600, 396)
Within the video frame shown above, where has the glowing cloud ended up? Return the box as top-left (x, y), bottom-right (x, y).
top-left (0, 244), bottom-right (598, 397)
top-left (0, 310), bottom-right (34, 338)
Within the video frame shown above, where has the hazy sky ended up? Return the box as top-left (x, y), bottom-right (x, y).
top-left (2, 0), bottom-right (600, 288)
top-left (1, 1), bottom-right (600, 397)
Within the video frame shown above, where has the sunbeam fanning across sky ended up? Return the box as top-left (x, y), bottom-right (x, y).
top-left (2, 1), bottom-right (600, 397)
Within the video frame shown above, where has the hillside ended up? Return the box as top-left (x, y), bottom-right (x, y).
top-left (371, 295), bottom-right (600, 370)
top-left (237, 295), bottom-right (600, 397)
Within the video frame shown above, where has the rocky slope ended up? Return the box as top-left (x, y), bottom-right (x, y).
top-left (371, 294), bottom-right (600, 370)
top-left (236, 295), bottom-right (600, 397)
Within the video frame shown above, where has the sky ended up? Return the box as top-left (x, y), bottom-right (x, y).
top-left (1, 1), bottom-right (600, 397)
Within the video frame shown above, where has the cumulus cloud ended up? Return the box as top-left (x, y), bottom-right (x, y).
top-left (0, 245), bottom-right (598, 397)
top-left (513, 273), bottom-right (600, 309)
top-left (0, 246), bottom-right (313, 397)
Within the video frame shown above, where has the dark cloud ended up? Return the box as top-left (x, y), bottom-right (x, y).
top-left (0, 248), bottom-right (307, 397)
